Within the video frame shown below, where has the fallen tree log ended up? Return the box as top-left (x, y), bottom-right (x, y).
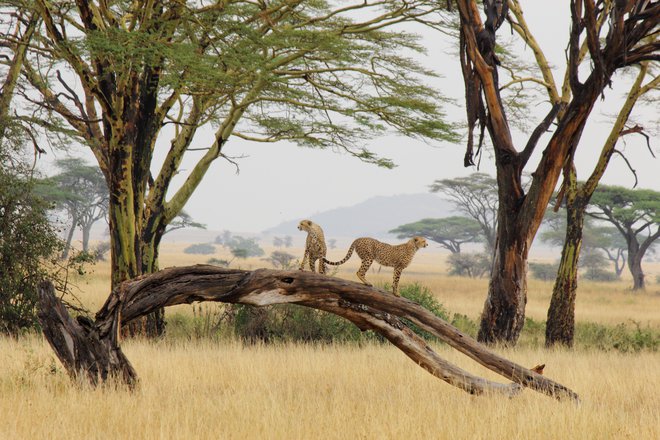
top-left (38, 265), bottom-right (579, 401)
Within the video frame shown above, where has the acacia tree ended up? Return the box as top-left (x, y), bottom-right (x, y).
top-left (453, 0), bottom-right (659, 345)
top-left (503, 2), bottom-right (659, 347)
top-left (429, 173), bottom-right (498, 253)
top-left (587, 185), bottom-right (660, 290)
top-left (0, 9), bottom-right (38, 143)
top-left (40, 159), bottom-right (108, 257)
top-left (541, 214), bottom-right (627, 278)
top-left (6, 1), bottom-right (456, 333)
top-left (390, 216), bottom-right (483, 253)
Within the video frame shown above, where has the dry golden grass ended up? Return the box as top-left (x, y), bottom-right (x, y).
top-left (2, 243), bottom-right (659, 439)
top-left (1, 337), bottom-right (659, 439)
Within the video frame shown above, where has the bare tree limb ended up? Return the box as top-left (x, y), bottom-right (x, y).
top-left (38, 266), bottom-right (580, 402)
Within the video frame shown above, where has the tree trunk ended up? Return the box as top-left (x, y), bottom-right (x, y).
top-left (37, 266), bottom-right (580, 402)
top-left (61, 211), bottom-right (80, 260)
top-left (107, 172), bottom-right (165, 337)
top-left (628, 249), bottom-right (645, 291)
top-left (478, 225), bottom-right (528, 345)
top-left (81, 223), bottom-right (92, 253)
top-left (477, 163), bottom-right (531, 345)
top-left (546, 187), bottom-right (586, 347)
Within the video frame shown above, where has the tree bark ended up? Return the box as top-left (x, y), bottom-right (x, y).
top-left (628, 249), bottom-right (645, 291)
top-left (38, 266), bottom-right (580, 402)
top-left (546, 187), bottom-right (586, 347)
top-left (456, 0), bottom-right (658, 345)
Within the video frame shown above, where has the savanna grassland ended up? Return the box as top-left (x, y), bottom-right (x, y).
top-left (1, 243), bottom-right (659, 440)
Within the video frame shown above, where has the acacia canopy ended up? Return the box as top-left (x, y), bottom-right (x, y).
top-left (3, 0), bottom-right (457, 294)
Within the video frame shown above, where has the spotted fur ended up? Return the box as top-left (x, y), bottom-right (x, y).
top-left (323, 236), bottom-right (427, 296)
top-left (297, 219), bottom-right (327, 274)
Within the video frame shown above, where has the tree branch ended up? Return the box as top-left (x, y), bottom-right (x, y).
top-left (38, 266), bottom-right (580, 401)
top-left (520, 102), bottom-right (566, 168)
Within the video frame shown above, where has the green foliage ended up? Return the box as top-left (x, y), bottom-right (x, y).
top-left (230, 304), bottom-right (368, 344)
top-left (36, 158), bottom-right (108, 253)
top-left (429, 173), bottom-right (499, 251)
top-left (222, 236), bottom-right (264, 259)
top-left (91, 241), bottom-right (111, 262)
top-left (575, 321), bottom-right (658, 352)
top-left (516, 318), bottom-right (659, 352)
top-left (390, 216), bottom-right (483, 253)
top-left (582, 268), bottom-right (617, 282)
top-left (449, 313), bottom-right (479, 337)
top-left (183, 243), bottom-right (216, 255)
top-left (446, 253), bottom-right (491, 278)
top-left (263, 250), bottom-right (297, 270)
top-left (529, 262), bottom-right (558, 281)
top-left (397, 283), bottom-right (450, 341)
top-left (0, 166), bottom-right (64, 334)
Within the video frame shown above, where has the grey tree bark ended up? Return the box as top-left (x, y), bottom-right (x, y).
top-left (38, 266), bottom-right (579, 401)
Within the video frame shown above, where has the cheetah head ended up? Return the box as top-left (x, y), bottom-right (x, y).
top-left (298, 219), bottom-right (312, 231)
top-left (412, 236), bottom-right (428, 249)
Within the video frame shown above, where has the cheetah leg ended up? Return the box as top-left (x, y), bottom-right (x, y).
top-left (392, 268), bottom-right (402, 296)
top-left (356, 258), bottom-right (373, 286)
top-left (299, 251), bottom-right (308, 271)
top-left (318, 258), bottom-right (326, 275)
top-left (308, 256), bottom-right (316, 272)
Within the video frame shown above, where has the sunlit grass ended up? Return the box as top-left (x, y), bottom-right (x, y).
top-left (1, 336), bottom-right (658, 439)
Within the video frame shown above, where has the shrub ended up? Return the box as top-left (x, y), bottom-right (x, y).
top-left (583, 267), bottom-right (617, 282)
top-left (450, 313), bottom-right (478, 337)
top-left (0, 168), bottom-right (64, 335)
top-left (184, 243), bottom-right (216, 255)
top-left (226, 236), bottom-right (264, 258)
top-left (263, 250), bottom-right (297, 269)
top-left (221, 283), bottom-right (449, 344)
top-left (91, 241), bottom-right (111, 261)
top-left (446, 253), bottom-right (490, 278)
top-left (397, 283), bottom-right (449, 341)
top-left (529, 262), bottom-right (558, 281)
top-left (575, 321), bottom-right (659, 352)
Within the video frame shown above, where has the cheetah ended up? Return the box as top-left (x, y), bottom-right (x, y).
top-left (323, 236), bottom-right (427, 296)
top-left (297, 219), bottom-right (327, 274)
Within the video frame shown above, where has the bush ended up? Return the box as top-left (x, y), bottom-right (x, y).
top-left (223, 283), bottom-right (449, 344)
top-left (228, 304), bottom-right (367, 344)
top-left (397, 283), bottom-right (450, 341)
top-left (0, 168), bottom-right (64, 335)
top-left (583, 268), bottom-right (617, 282)
top-left (226, 236), bottom-right (264, 259)
top-left (263, 250), bottom-right (297, 269)
top-left (91, 241), bottom-right (111, 261)
top-left (446, 253), bottom-right (490, 278)
top-left (184, 243), bottom-right (216, 255)
top-left (574, 321), bottom-right (658, 352)
top-left (529, 262), bottom-right (558, 281)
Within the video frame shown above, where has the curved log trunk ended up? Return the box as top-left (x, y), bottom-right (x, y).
top-left (38, 266), bottom-right (579, 402)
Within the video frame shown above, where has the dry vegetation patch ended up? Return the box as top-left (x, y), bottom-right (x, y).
top-left (1, 337), bottom-right (659, 439)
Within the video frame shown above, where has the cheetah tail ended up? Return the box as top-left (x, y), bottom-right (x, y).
top-left (322, 241), bottom-right (356, 266)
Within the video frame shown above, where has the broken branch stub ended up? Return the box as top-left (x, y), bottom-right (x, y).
top-left (38, 266), bottom-right (579, 402)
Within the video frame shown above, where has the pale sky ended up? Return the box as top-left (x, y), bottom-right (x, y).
top-left (42, 3), bottom-right (659, 234)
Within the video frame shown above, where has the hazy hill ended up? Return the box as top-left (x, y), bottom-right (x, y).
top-left (263, 193), bottom-right (455, 243)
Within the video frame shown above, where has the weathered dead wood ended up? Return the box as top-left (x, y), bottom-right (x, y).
top-left (38, 266), bottom-right (579, 401)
